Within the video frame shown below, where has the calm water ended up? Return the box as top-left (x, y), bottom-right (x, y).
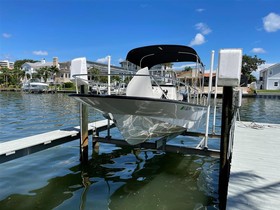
top-left (0, 92), bottom-right (279, 210)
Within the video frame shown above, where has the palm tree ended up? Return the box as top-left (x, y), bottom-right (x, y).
top-left (47, 66), bottom-right (60, 91)
top-left (48, 66), bottom-right (60, 83)
top-left (38, 66), bottom-right (50, 82)
top-left (11, 68), bottom-right (25, 87)
top-left (33, 68), bottom-right (45, 82)
top-left (0, 67), bottom-right (10, 87)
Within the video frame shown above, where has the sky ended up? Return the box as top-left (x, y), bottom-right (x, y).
top-left (1, 0), bottom-right (280, 72)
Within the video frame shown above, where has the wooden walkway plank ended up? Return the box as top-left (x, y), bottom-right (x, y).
top-left (227, 121), bottom-right (280, 210)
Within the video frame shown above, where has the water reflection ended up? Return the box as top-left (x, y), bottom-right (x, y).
top-left (240, 98), bottom-right (280, 123)
top-left (0, 145), bottom-right (219, 210)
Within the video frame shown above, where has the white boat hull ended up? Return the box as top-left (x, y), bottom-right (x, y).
top-left (22, 82), bottom-right (49, 93)
top-left (71, 95), bottom-right (207, 145)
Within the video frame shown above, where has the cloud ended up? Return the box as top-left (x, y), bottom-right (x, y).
top-left (251, 48), bottom-right (266, 53)
top-left (33, 50), bottom-right (48, 56)
top-left (263, 12), bottom-right (280, 32)
top-left (195, 23), bottom-right (212, 35)
top-left (196, 8), bottom-right (205, 12)
top-left (96, 56), bottom-right (109, 64)
top-left (2, 33), bottom-right (12, 38)
top-left (189, 33), bottom-right (206, 46)
top-left (188, 22), bottom-right (211, 46)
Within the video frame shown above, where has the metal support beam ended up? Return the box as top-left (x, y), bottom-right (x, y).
top-left (94, 136), bottom-right (220, 157)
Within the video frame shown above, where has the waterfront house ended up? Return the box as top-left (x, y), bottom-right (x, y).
top-left (21, 57), bottom-right (71, 84)
top-left (0, 60), bottom-right (14, 69)
top-left (21, 58), bottom-right (58, 77)
top-left (259, 63), bottom-right (280, 90)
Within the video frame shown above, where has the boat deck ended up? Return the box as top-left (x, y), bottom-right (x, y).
top-left (227, 121), bottom-right (280, 209)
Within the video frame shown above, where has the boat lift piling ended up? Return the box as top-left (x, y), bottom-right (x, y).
top-left (79, 84), bottom-right (89, 163)
top-left (70, 57), bottom-right (90, 163)
top-left (219, 86), bottom-right (234, 209)
top-left (216, 48), bottom-right (243, 210)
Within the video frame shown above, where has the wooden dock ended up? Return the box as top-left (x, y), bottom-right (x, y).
top-left (227, 121), bottom-right (280, 209)
top-left (0, 120), bottom-right (113, 163)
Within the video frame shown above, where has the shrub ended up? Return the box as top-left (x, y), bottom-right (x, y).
top-left (64, 82), bottom-right (74, 88)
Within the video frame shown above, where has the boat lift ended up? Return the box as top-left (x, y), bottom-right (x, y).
top-left (72, 49), bottom-right (242, 166)
top-left (0, 49), bottom-right (242, 166)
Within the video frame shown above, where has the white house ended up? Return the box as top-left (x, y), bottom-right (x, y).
top-left (0, 60), bottom-right (14, 69)
top-left (21, 58), bottom-right (58, 75)
top-left (259, 63), bottom-right (280, 90)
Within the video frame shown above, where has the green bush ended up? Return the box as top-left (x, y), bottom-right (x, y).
top-left (64, 82), bottom-right (74, 88)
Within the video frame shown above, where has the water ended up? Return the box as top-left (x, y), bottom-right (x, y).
top-left (0, 92), bottom-right (279, 210)
top-left (239, 97), bottom-right (280, 123)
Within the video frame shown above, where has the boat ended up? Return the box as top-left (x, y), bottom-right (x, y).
top-left (22, 79), bottom-right (49, 93)
top-left (69, 45), bottom-right (208, 145)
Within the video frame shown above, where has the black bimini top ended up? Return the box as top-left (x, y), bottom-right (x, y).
top-left (126, 44), bottom-right (203, 69)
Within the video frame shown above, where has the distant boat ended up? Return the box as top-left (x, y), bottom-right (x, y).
top-left (70, 44), bottom-right (208, 145)
top-left (22, 79), bottom-right (49, 93)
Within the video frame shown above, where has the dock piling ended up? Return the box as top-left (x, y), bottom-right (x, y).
top-left (80, 85), bottom-right (89, 163)
top-left (219, 86), bottom-right (234, 210)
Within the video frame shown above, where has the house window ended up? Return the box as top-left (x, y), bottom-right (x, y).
top-left (274, 82), bottom-right (279, 87)
top-left (269, 70), bottom-right (273, 75)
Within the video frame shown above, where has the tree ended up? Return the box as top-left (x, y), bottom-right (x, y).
top-left (11, 68), bottom-right (25, 86)
top-left (48, 66), bottom-right (59, 83)
top-left (242, 55), bottom-right (265, 83)
top-left (88, 67), bottom-right (101, 81)
top-left (35, 68), bottom-right (47, 82)
top-left (0, 67), bottom-right (10, 87)
top-left (14, 59), bottom-right (37, 69)
top-left (37, 67), bottom-right (50, 82)
top-left (183, 66), bottom-right (193, 72)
